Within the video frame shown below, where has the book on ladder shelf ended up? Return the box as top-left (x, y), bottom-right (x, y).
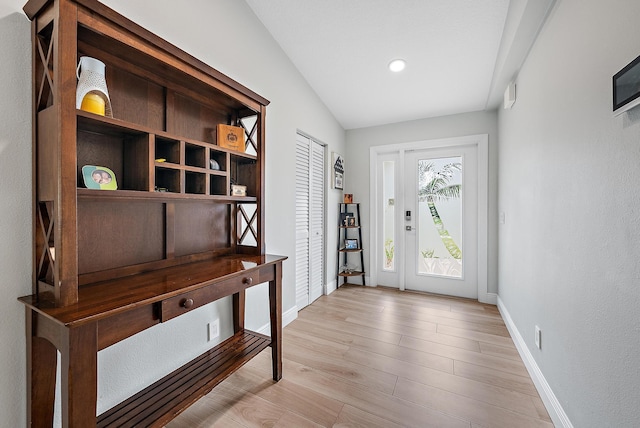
top-left (337, 194), bottom-right (365, 287)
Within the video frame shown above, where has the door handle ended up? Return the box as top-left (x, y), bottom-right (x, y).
top-left (405, 226), bottom-right (412, 231)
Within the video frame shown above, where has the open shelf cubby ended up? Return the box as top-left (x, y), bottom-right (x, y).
top-left (185, 171), bottom-right (207, 195)
top-left (155, 137), bottom-right (181, 164)
top-left (185, 143), bottom-right (206, 168)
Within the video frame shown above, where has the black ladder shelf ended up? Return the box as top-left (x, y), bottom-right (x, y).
top-left (337, 202), bottom-right (365, 287)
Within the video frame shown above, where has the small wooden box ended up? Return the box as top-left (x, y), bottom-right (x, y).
top-left (216, 124), bottom-right (245, 152)
top-left (231, 184), bottom-right (247, 196)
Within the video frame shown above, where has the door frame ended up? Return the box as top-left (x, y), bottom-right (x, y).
top-left (369, 134), bottom-right (490, 303)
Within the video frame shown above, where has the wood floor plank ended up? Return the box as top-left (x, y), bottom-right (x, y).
top-left (297, 309), bottom-right (403, 344)
top-left (394, 377), bottom-right (554, 428)
top-left (338, 286), bottom-right (454, 312)
top-left (375, 304), bottom-right (510, 336)
top-left (334, 404), bottom-right (408, 428)
top-left (454, 360), bottom-right (539, 396)
top-left (479, 341), bottom-right (522, 361)
top-left (399, 335), bottom-right (529, 377)
top-left (288, 318), bottom-right (454, 373)
top-left (532, 396), bottom-right (554, 422)
top-left (345, 334), bottom-right (455, 373)
top-left (438, 323), bottom-right (516, 347)
top-left (293, 309), bottom-right (480, 351)
top-left (339, 287), bottom-right (504, 325)
top-left (266, 352), bottom-right (470, 428)
top-left (411, 303), bottom-right (507, 325)
top-left (308, 294), bottom-right (490, 352)
top-left (200, 383), bottom-right (284, 427)
top-left (224, 368), bottom-right (343, 427)
top-left (341, 285), bottom-right (500, 317)
top-left (164, 398), bottom-right (246, 428)
top-left (303, 299), bottom-right (439, 333)
top-left (450, 302), bottom-right (501, 316)
top-left (283, 328), bottom-right (351, 358)
top-left (274, 410), bottom-right (325, 428)
top-left (341, 345), bottom-right (544, 420)
top-left (167, 285), bottom-right (551, 427)
top-left (282, 339), bottom-right (399, 394)
top-left (287, 317), bottom-right (402, 347)
top-left (316, 294), bottom-right (386, 313)
top-left (245, 352), bottom-right (466, 428)
top-left (344, 315), bottom-right (481, 351)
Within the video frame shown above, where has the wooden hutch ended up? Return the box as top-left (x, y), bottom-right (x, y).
top-left (18, 0), bottom-right (286, 426)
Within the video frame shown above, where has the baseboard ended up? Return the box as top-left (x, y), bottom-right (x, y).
top-left (256, 305), bottom-right (298, 336)
top-left (326, 279), bottom-right (337, 295)
top-left (497, 296), bottom-right (574, 428)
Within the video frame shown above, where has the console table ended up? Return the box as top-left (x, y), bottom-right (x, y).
top-left (20, 254), bottom-right (285, 427)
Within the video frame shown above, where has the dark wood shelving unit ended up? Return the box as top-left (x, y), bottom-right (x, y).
top-left (19, 0), bottom-right (285, 426)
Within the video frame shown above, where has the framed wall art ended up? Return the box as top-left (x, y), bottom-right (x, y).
top-left (332, 152), bottom-right (344, 190)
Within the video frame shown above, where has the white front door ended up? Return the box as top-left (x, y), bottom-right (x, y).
top-left (370, 134), bottom-right (488, 301)
top-left (404, 145), bottom-right (478, 299)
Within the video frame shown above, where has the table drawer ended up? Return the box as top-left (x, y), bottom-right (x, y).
top-left (160, 271), bottom-right (260, 322)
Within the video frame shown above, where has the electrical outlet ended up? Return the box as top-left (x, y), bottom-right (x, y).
top-left (499, 212), bottom-right (506, 224)
top-left (208, 319), bottom-right (219, 342)
top-left (535, 325), bottom-right (542, 349)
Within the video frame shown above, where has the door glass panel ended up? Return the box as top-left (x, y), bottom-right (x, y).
top-left (382, 160), bottom-right (395, 271)
top-left (417, 156), bottom-right (462, 278)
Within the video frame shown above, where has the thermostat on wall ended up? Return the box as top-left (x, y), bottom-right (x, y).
top-left (613, 53), bottom-right (640, 116)
top-left (504, 82), bottom-right (516, 109)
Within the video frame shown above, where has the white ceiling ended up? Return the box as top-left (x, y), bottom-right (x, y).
top-left (0, 0), bottom-right (554, 130)
top-left (246, 0), bottom-right (555, 130)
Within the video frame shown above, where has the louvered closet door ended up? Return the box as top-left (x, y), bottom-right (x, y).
top-left (309, 140), bottom-right (325, 303)
top-left (295, 133), bottom-right (325, 310)
top-left (295, 136), bottom-right (310, 309)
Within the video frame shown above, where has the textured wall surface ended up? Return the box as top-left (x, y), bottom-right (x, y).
top-left (0, 11), bottom-right (32, 428)
top-left (498, 0), bottom-right (640, 425)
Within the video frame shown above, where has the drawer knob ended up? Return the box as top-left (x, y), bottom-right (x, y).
top-left (242, 277), bottom-right (253, 285)
top-left (181, 298), bottom-right (194, 308)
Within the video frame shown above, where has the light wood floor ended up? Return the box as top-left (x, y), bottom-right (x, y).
top-left (166, 285), bottom-right (553, 428)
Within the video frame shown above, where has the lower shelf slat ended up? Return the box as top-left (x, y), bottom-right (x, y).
top-left (338, 271), bottom-right (365, 277)
top-left (97, 330), bottom-right (271, 428)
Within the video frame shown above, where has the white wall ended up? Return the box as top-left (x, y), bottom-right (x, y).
top-left (345, 111), bottom-right (499, 294)
top-left (0, 11), bottom-right (32, 428)
top-left (498, 0), bottom-right (640, 426)
top-left (0, 0), bottom-right (345, 424)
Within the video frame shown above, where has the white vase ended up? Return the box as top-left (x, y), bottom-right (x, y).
top-left (76, 56), bottom-right (113, 117)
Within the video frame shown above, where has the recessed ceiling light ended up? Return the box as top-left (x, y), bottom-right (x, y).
top-left (388, 59), bottom-right (406, 72)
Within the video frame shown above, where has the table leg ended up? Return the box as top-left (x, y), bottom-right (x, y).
top-left (232, 290), bottom-right (245, 334)
top-left (60, 323), bottom-right (98, 427)
top-left (269, 262), bottom-right (282, 381)
top-left (26, 309), bottom-right (56, 428)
